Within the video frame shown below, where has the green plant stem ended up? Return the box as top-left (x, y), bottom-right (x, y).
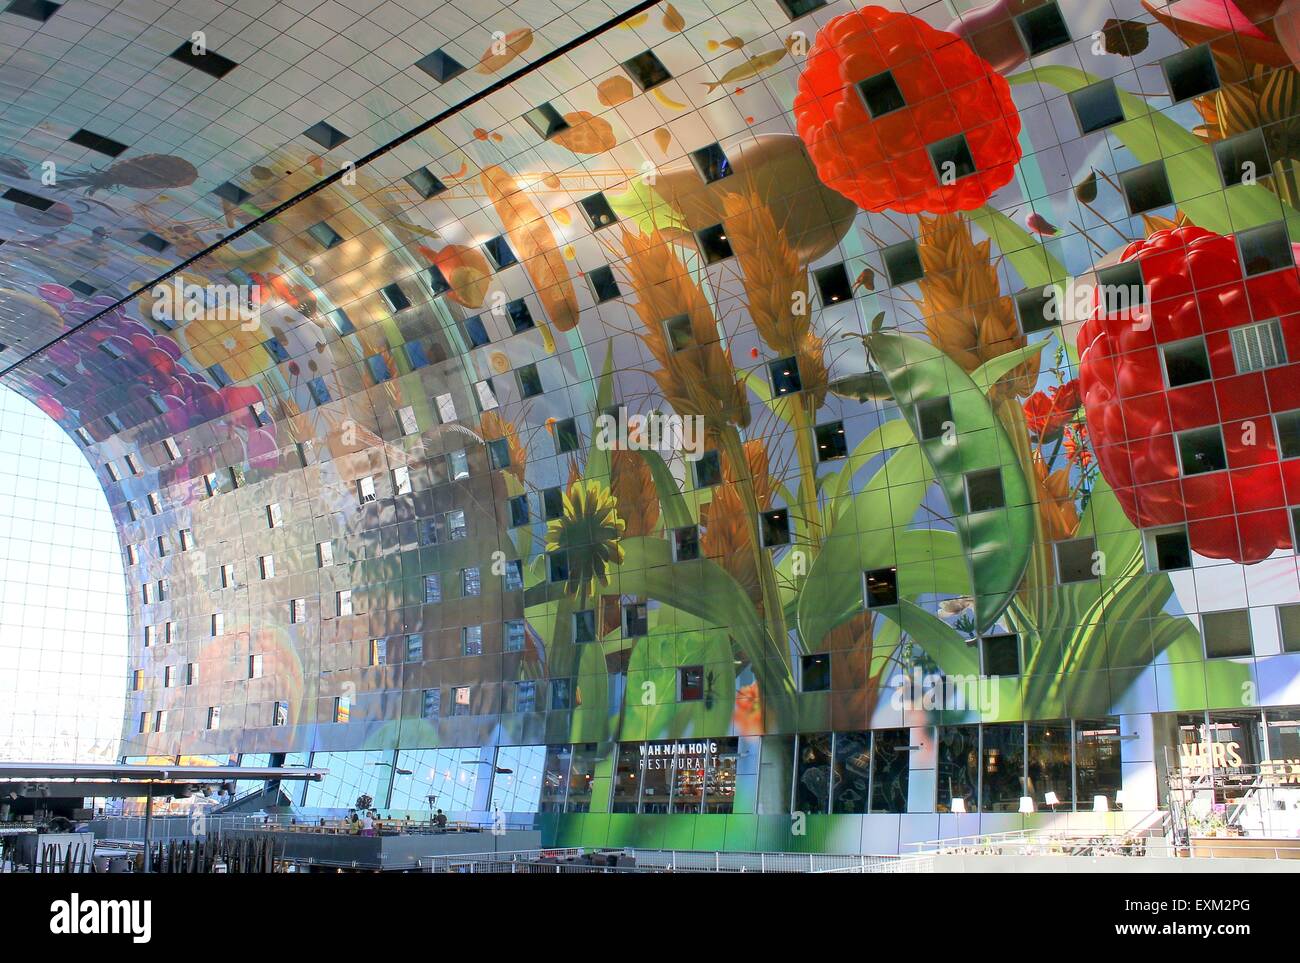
top-left (791, 395), bottom-right (824, 559)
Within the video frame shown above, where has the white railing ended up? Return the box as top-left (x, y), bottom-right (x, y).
top-left (908, 827), bottom-right (1159, 858)
top-left (421, 847), bottom-right (921, 874)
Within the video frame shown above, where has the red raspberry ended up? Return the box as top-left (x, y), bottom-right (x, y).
top-left (1076, 225), bottom-right (1300, 564)
top-left (792, 7), bottom-right (1022, 215)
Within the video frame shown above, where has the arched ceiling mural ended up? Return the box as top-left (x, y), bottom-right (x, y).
top-left (2, 0), bottom-right (1300, 850)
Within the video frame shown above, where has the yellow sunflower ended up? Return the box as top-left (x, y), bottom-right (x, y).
top-left (544, 479), bottom-right (626, 601)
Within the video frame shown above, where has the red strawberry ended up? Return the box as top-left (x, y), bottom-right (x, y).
top-left (1076, 225), bottom-right (1300, 563)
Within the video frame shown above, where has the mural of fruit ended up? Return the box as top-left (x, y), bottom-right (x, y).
top-left (418, 243), bottom-right (491, 308)
top-left (1076, 225), bottom-right (1300, 563)
top-left (792, 7), bottom-right (1021, 214)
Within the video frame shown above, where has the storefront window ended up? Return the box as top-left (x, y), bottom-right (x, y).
top-left (539, 745), bottom-right (572, 813)
top-left (390, 748), bottom-right (482, 814)
top-left (639, 743), bottom-right (673, 813)
top-left (870, 728), bottom-right (911, 813)
top-left (611, 743), bottom-right (641, 813)
top-left (566, 744), bottom-right (599, 813)
top-left (1027, 721), bottom-right (1072, 809)
top-left (937, 725), bottom-right (979, 812)
top-left (1076, 717), bottom-right (1123, 809)
top-left (704, 739), bottom-right (738, 814)
top-left (981, 723), bottom-right (1025, 812)
top-left (831, 731), bottom-right (871, 814)
top-left (795, 733), bottom-right (834, 814)
top-left (489, 746), bottom-right (546, 813)
top-left (670, 744), bottom-right (707, 813)
top-left (1266, 708), bottom-right (1300, 760)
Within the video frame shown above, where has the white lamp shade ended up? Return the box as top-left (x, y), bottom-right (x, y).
top-left (951, 797), bottom-right (967, 813)
top-left (1044, 791), bottom-right (1060, 806)
top-left (1093, 794), bottom-right (1110, 812)
top-left (1114, 790), bottom-right (1127, 806)
top-left (1018, 795), bottom-right (1035, 814)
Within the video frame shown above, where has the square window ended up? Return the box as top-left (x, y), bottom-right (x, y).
top-left (864, 567), bottom-right (899, 608)
top-left (981, 633), bottom-right (1020, 676)
top-left (424, 574), bottom-right (443, 604)
top-left (358, 475), bottom-right (376, 503)
top-left (769, 356), bottom-right (802, 396)
top-left (170, 41), bottom-right (238, 79)
top-left (1163, 44), bottom-right (1219, 103)
top-left (857, 69), bottom-right (906, 118)
top-left (213, 179), bottom-right (250, 204)
top-left (302, 120), bottom-right (349, 150)
top-left (448, 449), bottom-right (470, 480)
top-left (579, 192), bottom-right (618, 230)
top-left (451, 686), bottom-right (471, 716)
top-left (482, 234), bottom-right (517, 269)
top-left (623, 602), bottom-right (649, 638)
top-left (6, 0), bottom-right (61, 23)
top-left (505, 620), bottom-right (525, 651)
top-left (421, 689), bottom-right (440, 719)
top-left (509, 494), bottom-right (530, 527)
top-left (415, 49), bottom-right (466, 83)
top-left (507, 299), bottom-right (535, 333)
top-left (1276, 411), bottom-right (1300, 459)
top-left (801, 654), bottom-right (831, 692)
top-left (380, 282), bottom-right (410, 312)
top-left (462, 624), bottom-right (483, 655)
top-left (1230, 319), bottom-right (1286, 373)
top-left (695, 223), bottom-right (734, 264)
top-left (679, 666), bottom-right (705, 701)
top-left (1203, 608), bottom-right (1253, 658)
top-left (554, 417), bottom-right (580, 453)
top-left (307, 221), bottom-right (343, 249)
top-left (916, 396), bottom-right (953, 441)
top-left (543, 487), bottom-right (565, 520)
top-left (1070, 79), bottom-right (1125, 134)
top-left (813, 263), bottom-right (853, 305)
top-left (694, 450), bottom-right (723, 488)
top-left (514, 681), bottom-right (538, 713)
top-left (1145, 525), bottom-right (1192, 572)
top-left (517, 363), bottom-right (543, 398)
top-left (406, 635), bottom-right (424, 661)
top-left (964, 468), bottom-right (1006, 513)
top-left (1161, 337), bottom-right (1212, 387)
top-left (487, 438), bottom-right (511, 471)
top-left (574, 609), bottom-right (597, 643)
top-left (1055, 535), bottom-right (1098, 582)
top-left (551, 678), bottom-right (573, 711)
top-left (761, 508), bottom-right (791, 547)
top-left (882, 239), bottom-right (924, 287)
top-left (138, 232), bottom-right (169, 253)
top-left (1278, 603), bottom-right (1300, 652)
top-left (815, 421), bottom-right (848, 461)
top-left (690, 143), bottom-right (732, 183)
top-left (588, 265), bottom-right (621, 302)
top-left (446, 509), bottom-right (467, 539)
top-left (549, 551), bottom-right (569, 584)
top-left (1215, 130), bottom-right (1270, 188)
top-left (665, 314), bottom-right (695, 351)
top-left (673, 525), bottom-right (701, 562)
top-left (405, 166), bottom-right (447, 198)
top-left (622, 50), bottom-right (672, 90)
top-left (1119, 161), bottom-right (1174, 215)
top-left (1014, 2), bottom-right (1072, 57)
top-left (928, 133), bottom-right (977, 183)
top-left (1238, 222), bottom-right (1294, 276)
top-left (427, 265), bottom-right (452, 296)
top-left (464, 314), bottom-right (491, 347)
top-left (524, 103), bottom-right (570, 139)
top-left (777, 0), bottom-right (827, 18)
top-left (1096, 261), bottom-right (1145, 314)
top-left (462, 566), bottom-right (482, 597)
top-left (333, 696), bottom-right (350, 724)
top-left (1177, 425), bottom-right (1227, 475)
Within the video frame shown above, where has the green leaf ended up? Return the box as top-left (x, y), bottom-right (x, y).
top-left (584, 342), bottom-right (617, 484)
top-left (608, 178), bottom-right (687, 236)
top-left (639, 448), bottom-right (692, 530)
top-left (864, 331), bottom-right (1036, 632)
top-left (969, 340), bottom-right (1053, 395)
top-left (1008, 66), bottom-right (1300, 237)
top-left (883, 600), bottom-right (980, 677)
top-left (970, 205), bottom-right (1069, 289)
top-left (796, 440), bottom-right (931, 650)
top-left (822, 417), bottom-right (917, 517)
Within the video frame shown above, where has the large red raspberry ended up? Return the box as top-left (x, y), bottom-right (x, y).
top-left (1077, 226), bottom-right (1300, 564)
top-left (792, 7), bottom-right (1022, 215)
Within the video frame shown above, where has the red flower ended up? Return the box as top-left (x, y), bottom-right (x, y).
top-left (1064, 424), bottom-right (1093, 469)
top-left (792, 7), bottom-right (1022, 214)
top-left (1076, 225), bottom-right (1300, 563)
top-left (1023, 380), bottom-right (1082, 441)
